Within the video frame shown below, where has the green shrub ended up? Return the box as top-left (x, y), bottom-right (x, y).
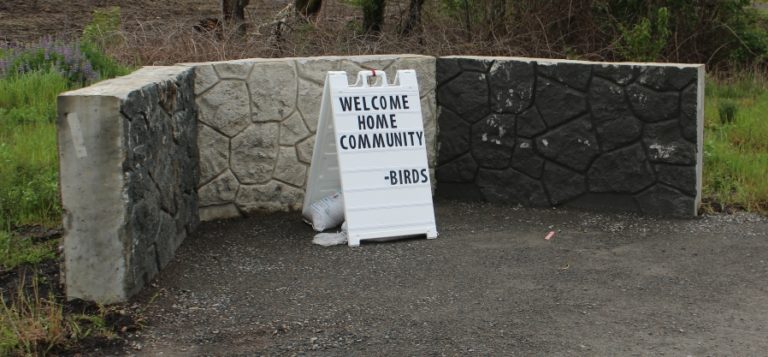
top-left (616, 7), bottom-right (670, 61)
top-left (718, 100), bottom-right (738, 124)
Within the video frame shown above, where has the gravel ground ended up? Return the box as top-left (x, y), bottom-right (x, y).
top-left (103, 200), bottom-right (767, 355)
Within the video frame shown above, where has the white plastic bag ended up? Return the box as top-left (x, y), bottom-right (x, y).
top-left (312, 221), bottom-right (348, 247)
top-left (306, 192), bottom-right (344, 231)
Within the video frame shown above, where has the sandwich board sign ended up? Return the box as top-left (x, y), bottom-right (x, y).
top-left (302, 70), bottom-right (438, 247)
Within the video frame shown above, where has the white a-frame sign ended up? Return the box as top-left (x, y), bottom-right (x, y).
top-left (303, 70), bottom-right (438, 247)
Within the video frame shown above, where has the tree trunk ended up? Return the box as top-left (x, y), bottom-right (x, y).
top-left (362, 0), bottom-right (386, 34)
top-left (222, 0), bottom-right (250, 37)
top-left (295, 0), bottom-right (323, 18)
top-left (401, 0), bottom-right (424, 35)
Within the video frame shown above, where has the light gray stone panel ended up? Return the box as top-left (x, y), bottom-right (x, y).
top-left (230, 123), bottom-right (279, 184)
top-left (199, 203), bottom-right (242, 222)
top-left (194, 64), bottom-right (219, 95)
top-left (274, 146), bottom-right (307, 187)
top-left (197, 79), bottom-right (250, 137)
top-left (296, 136), bottom-right (315, 164)
top-left (214, 61), bottom-right (253, 79)
top-left (235, 181), bottom-right (304, 213)
top-left (198, 170), bottom-right (239, 206)
top-left (198, 123), bottom-right (229, 184)
top-left (295, 57), bottom-right (342, 84)
top-left (249, 60), bottom-right (297, 122)
top-left (297, 79), bottom-right (323, 132)
top-left (279, 111), bottom-right (310, 145)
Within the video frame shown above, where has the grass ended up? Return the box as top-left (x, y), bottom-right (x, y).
top-left (0, 231), bottom-right (57, 270)
top-left (703, 69), bottom-right (768, 214)
top-left (0, 274), bottom-right (116, 355)
top-left (0, 70), bottom-right (65, 233)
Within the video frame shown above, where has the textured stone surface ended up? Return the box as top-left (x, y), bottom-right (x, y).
top-left (542, 162), bottom-right (586, 205)
top-left (197, 80), bottom-right (250, 137)
top-left (510, 139), bottom-right (544, 178)
top-left (537, 61), bottom-right (591, 90)
top-left (436, 57), bottom-right (703, 216)
top-left (436, 153), bottom-right (478, 183)
top-left (214, 61), bottom-right (253, 79)
top-left (437, 108), bottom-right (471, 164)
top-left (535, 77), bottom-right (587, 127)
top-left (194, 64), bottom-right (218, 95)
top-left (58, 66), bottom-right (198, 303)
top-left (516, 106), bottom-right (547, 138)
top-left (236, 181), bottom-right (304, 213)
top-left (274, 146), bottom-right (307, 187)
top-left (249, 61), bottom-right (297, 122)
top-left (198, 170), bottom-right (239, 205)
top-left (535, 115), bottom-right (599, 172)
top-left (437, 71), bottom-right (489, 123)
top-left (198, 123), bottom-right (229, 184)
top-left (477, 168), bottom-right (549, 206)
top-left (643, 120), bottom-right (696, 165)
top-left (489, 60), bottom-right (535, 114)
top-left (471, 114), bottom-right (515, 169)
top-left (230, 123), bottom-right (279, 184)
top-left (588, 143), bottom-right (655, 193)
top-left (636, 184), bottom-right (696, 217)
top-left (626, 83), bottom-right (679, 122)
top-left (279, 111), bottom-right (310, 145)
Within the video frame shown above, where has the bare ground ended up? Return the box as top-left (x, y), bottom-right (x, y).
top-left (91, 200), bottom-right (768, 355)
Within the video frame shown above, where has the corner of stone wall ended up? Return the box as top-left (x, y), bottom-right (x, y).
top-left (58, 66), bottom-right (198, 303)
top-left (192, 55), bottom-right (437, 221)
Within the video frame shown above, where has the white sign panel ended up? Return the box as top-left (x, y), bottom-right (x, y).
top-left (303, 70), bottom-right (438, 247)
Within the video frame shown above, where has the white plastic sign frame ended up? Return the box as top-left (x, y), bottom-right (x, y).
top-left (303, 70), bottom-right (438, 247)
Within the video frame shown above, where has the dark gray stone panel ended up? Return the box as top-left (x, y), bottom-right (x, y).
top-left (437, 108), bottom-right (472, 164)
top-left (458, 57), bottom-right (494, 72)
top-left (635, 184), bottom-right (695, 217)
top-left (471, 114), bottom-right (516, 169)
top-left (537, 62), bottom-right (591, 90)
top-left (489, 60), bottom-right (535, 114)
top-left (595, 115), bottom-right (643, 151)
top-left (436, 58), bottom-right (462, 85)
top-left (437, 71), bottom-right (489, 123)
top-left (535, 115), bottom-right (600, 172)
top-left (435, 183), bottom-right (484, 201)
top-left (477, 168), bottom-right (550, 206)
top-left (655, 164), bottom-right (696, 196)
top-left (542, 162), bottom-right (587, 205)
top-left (517, 106), bottom-right (547, 138)
top-left (590, 77), bottom-right (631, 124)
top-left (436, 153), bottom-right (478, 183)
top-left (435, 56), bottom-right (700, 217)
top-left (511, 139), bottom-right (544, 178)
top-left (592, 64), bottom-right (637, 85)
top-left (680, 84), bottom-right (698, 142)
top-left (643, 120), bottom-right (696, 165)
top-left (626, 83), bottom-right (679, 122)
top-left (535, 77), bottom-right (588, 127)
top-left (637, 66), bottom-right (697, 91)
top-left (588, 143), bottom-right (655, 193)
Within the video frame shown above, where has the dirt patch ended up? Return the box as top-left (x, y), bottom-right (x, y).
top-left (94, 200), bottom-right (768, 355)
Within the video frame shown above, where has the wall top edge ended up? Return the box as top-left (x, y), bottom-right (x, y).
top-left (440, 55), bottom-right (704, 69)
top-left (178, 54), bottom-right (435, 67)
top-left (59, 65), bottom-right (192, 99)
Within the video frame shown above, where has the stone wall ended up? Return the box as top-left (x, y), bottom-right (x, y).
top-left (436, 56), bottom-right (703, 216)
top-left (191, 55), bottom-right (437, 221)
top-left (57, 55), bottom-right (704, 302)
top-left (58, 66), bottom-right (198, 303)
